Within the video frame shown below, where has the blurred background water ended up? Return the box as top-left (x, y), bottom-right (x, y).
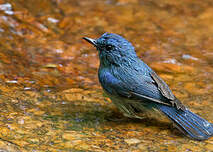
top-left (0, 0), bottom-right (212, 151)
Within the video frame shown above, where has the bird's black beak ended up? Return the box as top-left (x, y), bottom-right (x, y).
top-left (83, 37), bottom-right (97, 47)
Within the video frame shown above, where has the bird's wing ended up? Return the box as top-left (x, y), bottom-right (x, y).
top-left (100, 71), bottom-right (172, 107)
top-left (149, 71), bottom-right (185, 110)
top-left (150, 71), bottom-right (175, 100)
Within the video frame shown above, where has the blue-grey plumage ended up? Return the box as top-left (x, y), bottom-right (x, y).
top-left (83, 33), bottom-right (213, 140)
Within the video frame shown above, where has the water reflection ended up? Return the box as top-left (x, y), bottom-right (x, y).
top-left (0, 3), bottom-right (14, 15)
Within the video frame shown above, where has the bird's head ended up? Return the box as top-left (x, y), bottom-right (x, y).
top-left (83, 33), bottom-right (137, 67)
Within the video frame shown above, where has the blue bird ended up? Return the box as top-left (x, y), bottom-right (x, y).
top-left (83, 33), bottom-right (213, 140)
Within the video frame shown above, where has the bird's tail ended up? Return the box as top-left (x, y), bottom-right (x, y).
top-left (156, 104), bottom-right (213, 140)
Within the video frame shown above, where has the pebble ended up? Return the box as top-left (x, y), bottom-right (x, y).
top-left (124, 138), bottom-right (141, 145)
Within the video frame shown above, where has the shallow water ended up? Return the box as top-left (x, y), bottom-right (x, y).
top-left (0, 0), bottom-right (212, 151)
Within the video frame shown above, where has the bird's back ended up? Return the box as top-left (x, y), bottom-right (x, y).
top-left (101, 58), bottom-right (167, 101)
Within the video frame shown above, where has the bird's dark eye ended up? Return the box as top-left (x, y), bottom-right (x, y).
top-left (105, 45), bottom-right (113, 51)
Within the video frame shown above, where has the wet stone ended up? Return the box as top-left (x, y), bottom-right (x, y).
top-left (124, 138), bottom-right (141, 145)
top-left (205, 143), bottom-right (213, 151)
